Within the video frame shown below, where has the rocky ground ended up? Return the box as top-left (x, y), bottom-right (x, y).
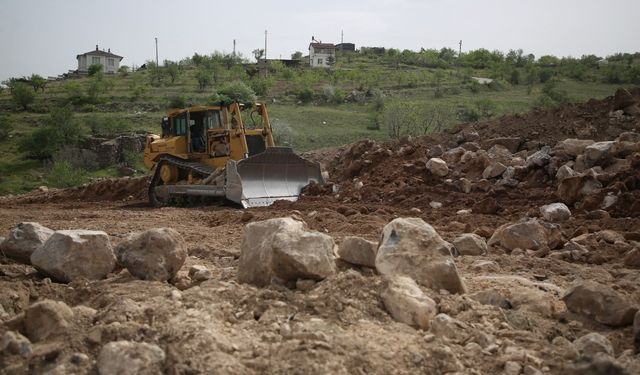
top-left (1, 88), bottom-right (640, 374)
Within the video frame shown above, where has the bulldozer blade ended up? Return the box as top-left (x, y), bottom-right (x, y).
top-left (225, 147), bottom-right (323, 208)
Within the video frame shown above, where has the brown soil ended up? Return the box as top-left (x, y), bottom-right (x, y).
top-left (1, 89), bottom-right (640, 374)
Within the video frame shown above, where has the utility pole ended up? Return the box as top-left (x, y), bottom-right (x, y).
top-left (233, 39), bottom-right (236, 57)
top-left (155, 37), bottom-right (159, 65)
top-left (458, 40), bottom-right (462, 56)
top-left (341, 30), bottom-right (344, 44)
top-left (264, 30), bottom-right (268, 60)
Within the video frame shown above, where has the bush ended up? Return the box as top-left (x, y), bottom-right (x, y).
top-left (371, 89), bottom-right (386, 111)
top-left (539, 69), bottom-right (554, 83)
top-left (534, 79), bottom-right (569, 109)
top-left (271, 119), bottom-right (294, 146)
top-left (0, 116), bottom-right (12, 141)
top-left (88, 64), bottom-right (103, 76)
top-left (195, 69), bottom-right (212, 91)
top-left (458, 99), bottom-right (498, 122)
top-left (168, 94), bottom-right (187, 109)
top-left (211, 81), bottom-right (257, 105)
top-left (85, 115), bottom-right (131, 137)
top-left (249, 77), bottom-right (274, 96)
top-left (46, 161), bottom-right (87, 188)
top-left (385, 101), bottom-right (456, 138)
top-left (29, 74), bottom-right (47, 92)
top-left (11, 82), bottom-right (35, 110)
top-left (18, 106), bottom-right (86, 159)
top-left (296, 87), bottom-right (315, 104)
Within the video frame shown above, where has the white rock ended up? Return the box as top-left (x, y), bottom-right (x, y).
top-left (526, 146), bottom-right (551, 167)
top-left (584, 141), bottom-right (615, 167)
top-left (381, 275), bottom-right (437, 330)
top-left (0, 222), bottom-right (54, 263)
top-left (429, 313), bottom-right (464, 340)
top-left (459, 178), bottom-right (473, 193)
top-left (24, 299), bottom-right (74, 342)
top-left (456, 209), bottom-right (472, 215)
top-left (238, 217), bottom-right (336, 287)
top-left (540, 203), bottom-right (571, 222)
top-left (555, 139), bottom-right (595, 156)
top-left (429, 201), bottom-right (443, 209)
top-left (555, 164), bottom-right (578, 182)
top-left (338, 236), bottom-right (377, 268)
top-left (188, 265), bottom-right (212, 281)
top-left (375, 218), bottom-right (465, 294)
top-left (115, 228), bottom-right (187, 281)
top-left (573, 332), bottom-right (613, 358)
top-left (98, 341), bottom-right (165, 375)
top-left (426, 158), bottom-right (449, 177)
top-left (31, 230), bottom-right (116, 282)
top-left (452, 233), bottom-right (487, 256)
top-left (504, 361), bottom-right (522, 375)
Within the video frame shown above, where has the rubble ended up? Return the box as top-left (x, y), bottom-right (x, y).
top-left (573, 332), bottom-right (614, 358)
top-left (97, 340), bottom-right (165, 375)
top-left (337, 236), bottom-right (378, 268)
top-left (563, 281), bottom-right (638, 327)
top-left (0, 222), bottom-right (54, 263)
top-left (24, 299), bottom-right (74, 342)
top-left (452, 233), bottom-right (488, 255)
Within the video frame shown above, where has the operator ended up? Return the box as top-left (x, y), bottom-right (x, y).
top-left (190, 123), bottom-right (205, 152)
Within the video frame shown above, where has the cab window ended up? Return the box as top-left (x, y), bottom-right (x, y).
top-left (204, 110), bottom-right (223, 130)
top-left (172, 114), bottom-right (187, 135)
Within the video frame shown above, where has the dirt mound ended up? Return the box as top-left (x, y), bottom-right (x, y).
top-left (2, 177), bottom-right (149, 204)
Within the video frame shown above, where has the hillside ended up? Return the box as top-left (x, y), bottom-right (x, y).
top-left (0, 48), bottom-right (638, 194)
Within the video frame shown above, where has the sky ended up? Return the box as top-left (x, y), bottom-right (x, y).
top-left (1, 0), bottom-right (639, 81)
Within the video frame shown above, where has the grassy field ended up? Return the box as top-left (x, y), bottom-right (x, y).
top-left (0, 52), bottom-right (632, 194)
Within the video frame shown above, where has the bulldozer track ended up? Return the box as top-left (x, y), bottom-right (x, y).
top-left (148, 155), bottom-right (217, 207)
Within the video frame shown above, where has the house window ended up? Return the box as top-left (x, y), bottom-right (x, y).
top-left (317, 58), bottom-right (323, 65)
top-left (92, 56), bottom-right (100, 64)
top-left (108, 58), bottom-right (114, 67)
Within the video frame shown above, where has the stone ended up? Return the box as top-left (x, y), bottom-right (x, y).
top-left (557, 173), bottom-right (602, 205)
top-left (338, 236), bottom-right (378, 268)
top-left (584, 141), bottom-right (615, 167)
top-left (473, 197), bottom-right (500, 215)
top-left (1, 331), bottom-right (32, 356)
top-left (469, 290), bottom-right (511, 309)
top-left (482, 137), bottom-right (522, 153)
top-left (115, 228), bottom-right (187, 281)
top-left (97, 341), bottom-right (165, 375)
top-left (375, 218), bottom-right (465, 294)
top-left (540, 203), bottom-right (571, 222)
top-left (482, 161), bottom-right (507, 179)
top-left (31, 230), bottom-right (116, 283)
top-left (0, 222), bottom-right (54, 263)
top-left (613, 88), bottom-right (636, 110)
top-left (380, 275), bottom-right (438, 330)
top-left (573, 332), bottom-right (613, 358)
top-left (488, 219), bottom-right (548, 251)
top-left (429, 201), bottom-right (443, 209)
top-left (426, 157), bottom-right (449, 177)
top-left (554, 139), bottom-right (595, 157)
top-left (452, 233), bottom-right (487, 256)
top-left (429, 313), bottom-right (464, 340)
top-left (430, 345), bottom-right (464, 373)
top-left (552, 336), bottom-right (579, 360)
top-left (238, 217), bottom-right (336, 287)
top-left (504, 361), bottom-right (522, 375)
top-left (526, 146), bottom-right (552, 168)
top-left (188, 265), bottom-right (212, 281)
top-left (458, 178), bottom-right (472, 193)
top-left (556, 164), bottom-right (578, 182)
top-left (24, 299), bottom-right (74, 342)
top-left (295, 279), bottom-right (316, 291)
top-left (562, 281), bottom-right (638, 327)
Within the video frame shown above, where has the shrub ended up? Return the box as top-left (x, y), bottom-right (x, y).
top-left (249, 77), bottom-right (274, 96)
top-left (195, 69), bottom-right (212, 91)
top-left (88, 64), bottom-right (103, 76)
top-left (64, 82), bottom-right (85, 104)
top-left (118, 66), bottom-right (130, 76)
top-left (296, 87), bottom-right (315, 104)
top-left (211, 81), bottom-right (257, 105)
top-left (18, 106), bottom-right (86, 159)
top-left (539, 69), bottom-right (553, 83)
top-left (0, 116), bottom-right (12, 141)
top-left (168, 94), bottom-right (187, 109)
top-left (46, 161), bottom-right (87, 188)
top-left (271, 119), bottom-right (294, 146)
top-left (385, 101), bottom-right (456, 138)
top-left (11, 82), bottom-right (35, 110)
top-left (534, 79), bottom-right (569, 109)
top-left (371, 89), bottom-right (386, 111)
top-left (85, 116), bottom-right (131, 137)
top-left (29, 74), bottom-right (47, 92)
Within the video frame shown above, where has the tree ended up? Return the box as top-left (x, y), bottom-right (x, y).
top-left (18, 106), bottom-right (85, 159)
top-left (252, 49), bottom-right (264, 61)
top-left (291, 51), bottom-right (303, 60)
top-left (11, 82), bottom-right (35, 110)
top-left (88, 64), bottom-right (103, 76)
top-left (165, 61), bottom-right (181, 84)
top-left (29, 74), bottom-right (47, 92)
top-left (195, 69), bottom-right (212, 91)
top-left (326, 55), bottom-right (336, 66)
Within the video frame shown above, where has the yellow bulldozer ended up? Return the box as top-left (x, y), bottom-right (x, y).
top-left (143, 102), bottom-right (323, 208)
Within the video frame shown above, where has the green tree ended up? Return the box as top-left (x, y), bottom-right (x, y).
top-left (29, 74), bottom-right (47, 92)
top-left (211, 81), bottom-right (257, 105)
top-left (11, 82), bottom-right (35, 110)
top-left (164, 60), bottom-right (181, 84)
top-left (291, 51), bottom-right (303, 60)
top-left (88, 64), bottom-right (103, 76)
top-left (195, 69), bottom-right (212, 91)
top-left (18, 106), bottom-right (85, 159)
top-left (252, 49), bottom-right (265, 61)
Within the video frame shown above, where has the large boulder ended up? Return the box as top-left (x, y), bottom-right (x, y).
top-left (482, 161), bottom-right (507, 179)
top-left (30, 230), bottom-right (116, 283)
top-left (525, 146), bottom-right (551, 168)
top-left (540, 203), bottom-right (571, 222)
top-left (482, 137), bottom-right (522, 153)
top-left (426, 158), bottom-right (449, 177)
top-left (562, 281), bottom-right (638, 327)
top-left (380, 275), bottom-right (437, 330)
top-left (375, 218), bottom-right (465, 294)
top-left (24, 299), bottom-right (74, 342)
top-left (337, 236), bottom-right (377, 268)
top-left (488, 219), bottom-right (548, 251)
top-left (557, 173), bottom-right (603, 205)
top-left (0, 222), bottom-right (54, 263)
top-left (573, 333), bottom-right (613, 358)
top-left (238, 217), bottom-right (336, 287)
top-left (98, 341), bottom-right (165, 375)
top-left (115, 228), bottom-right (187, 281)
top-left (452, 233), bottom-right (487, 256)
top-left (584, 141), bottom-right (615, 167)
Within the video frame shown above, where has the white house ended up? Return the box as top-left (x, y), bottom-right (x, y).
top-left (309, 43), bottom-right (336, 68)
top-left (77, 45), bottom-right (123, 74)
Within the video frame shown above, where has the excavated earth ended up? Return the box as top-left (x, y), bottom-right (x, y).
top-left (1, 88), bottom-right (640, 374)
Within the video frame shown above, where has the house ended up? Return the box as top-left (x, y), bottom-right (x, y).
top-left (76, 45), bottom-right (123, 74)
top-left (309, 42), bottom-right (336, 68)
top-left (335, 43), bottom-right (356, 52)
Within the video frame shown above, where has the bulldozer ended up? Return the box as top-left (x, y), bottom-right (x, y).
top-left (143, 102), bottom-right (323, 208)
